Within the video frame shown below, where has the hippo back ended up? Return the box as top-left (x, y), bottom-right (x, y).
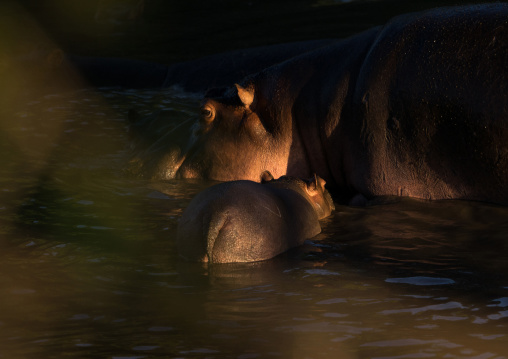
top-left (177, 180), bottom-right (321, 263)
top-left (345, 4), bottom-right (508, 203)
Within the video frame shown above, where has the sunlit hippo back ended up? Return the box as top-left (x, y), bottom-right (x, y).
top-left (176, 171), bottom-right (334, 263)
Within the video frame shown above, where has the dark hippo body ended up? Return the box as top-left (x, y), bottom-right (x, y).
top-left (153, 4), bottom-right (508, 205)
top-left (346, 5), bottom-right (508, 204)
top-left (177, 173), bottom-right (334, 263)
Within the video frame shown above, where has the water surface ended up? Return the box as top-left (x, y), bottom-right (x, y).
top-left (0, 88), bottom-right (507, 358)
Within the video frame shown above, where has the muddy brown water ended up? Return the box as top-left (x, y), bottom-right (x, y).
top-left (1, 87), bottom-right (507, 358)
top-left (1, 1), bottom-right (508, 358)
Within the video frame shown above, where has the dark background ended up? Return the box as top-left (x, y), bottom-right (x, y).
top-left (14, 0), bottom-right (502, 64)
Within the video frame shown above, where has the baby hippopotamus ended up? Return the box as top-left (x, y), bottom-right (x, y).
top-left (177, 171), bottom-right (334, 263)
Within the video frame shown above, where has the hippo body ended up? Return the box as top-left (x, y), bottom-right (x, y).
top-left (177, 173), bottom-right (334, 263)
top-left (164, 4), bottom-right (508, 205)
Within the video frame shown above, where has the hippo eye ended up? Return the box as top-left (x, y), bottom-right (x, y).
top-left (200, 106), bottom-right (215, 122)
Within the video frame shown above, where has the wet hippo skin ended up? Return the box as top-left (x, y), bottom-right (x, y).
top-left (177, 172), bottom-right (334, 263)
top-left (147, 4), bottom-right (508, 205)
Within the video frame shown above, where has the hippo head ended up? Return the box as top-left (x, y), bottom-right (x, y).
top-left (173, 82), bottom-right (296, 182)
top-left (261, 171), bottom-right (335, 219)
top-left (127, 76), bottom-right (312, 184)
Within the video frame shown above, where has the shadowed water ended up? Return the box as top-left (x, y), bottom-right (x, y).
top-left (0, 88), bottom-right (507, 358)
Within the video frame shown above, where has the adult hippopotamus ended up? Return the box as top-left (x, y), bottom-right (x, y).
top-left (136, 4), bottom-right (508, 205)
top-left (177, 172), bottom-right (334, 263)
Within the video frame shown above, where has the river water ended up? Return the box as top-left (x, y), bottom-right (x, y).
top-left (0, 87), bottom-right (507, 358)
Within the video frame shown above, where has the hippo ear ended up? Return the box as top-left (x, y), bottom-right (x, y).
top-left (315, 175), bottom-right (327, 192)
top-left (306, 174), bottom-right (326, 194)
top-left (235, 83), bottom-right (254, 108)
top-left (260, 171), bottom-right (274, 183)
